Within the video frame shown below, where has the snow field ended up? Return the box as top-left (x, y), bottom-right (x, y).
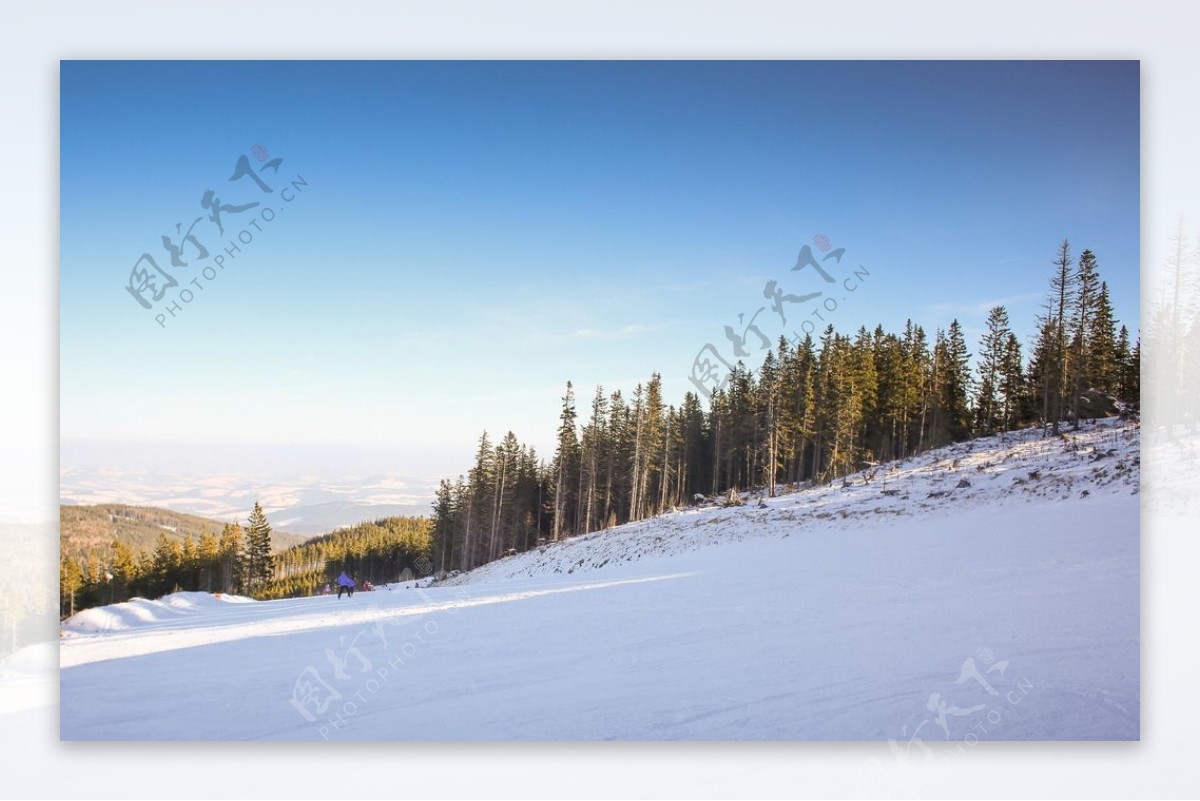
top-left (59, 420), bottom-right (1139, 740)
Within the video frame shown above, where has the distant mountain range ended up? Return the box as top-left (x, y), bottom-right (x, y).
top-left (59, 467), bottom-right (440, 537)
top-left (60, 504), bottom-right (310, 559)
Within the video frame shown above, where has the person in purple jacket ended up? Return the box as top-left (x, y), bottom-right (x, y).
top-left (336, 571), bottom-right (356, 599)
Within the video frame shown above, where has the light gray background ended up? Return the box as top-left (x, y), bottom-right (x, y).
top-left (4, 1), bottom-right (1193, 797)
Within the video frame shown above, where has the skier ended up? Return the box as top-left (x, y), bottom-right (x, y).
top-left (336, 571), bottom-right (355, 599)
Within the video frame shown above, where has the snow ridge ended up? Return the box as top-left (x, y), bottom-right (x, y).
top-left (62, 591), bottom-right (256, 635)
top-left (447, 419), bottom-right (1139, 586)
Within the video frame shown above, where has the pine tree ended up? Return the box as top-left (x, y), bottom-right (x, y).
top-left (1069, 249), bottom-right (1101, 427)
top-left (197, 532), bottom-right (220, 593)
top-left (999, 332), bottom-right (1025, 431)
top-left (659, 405), bottom-right (678, 510)
top-left (151, 533), bottom-right (183, 597)
top-left (578, 387), bottom-right (608, 535)
top-left (636, 374), bottom-right (666, 518)
top-left (606, 389), bottom-right (632, 526)
top-left (942, 320), bottom-right (973, 441)
top-left (870, 329), bottom-right (905, 461)
top-left (628, 382), bottom-right (646, 519)
top-left (431, 479), bottom-right (456, 575)
top-left (1131, 336), bottom-right (1141, 407)
top-left (109, 539), bottom-right (138, 603)
top-left (451, 475), bottom-right (471, 565)
top-left (796, 342), bottom-right (819, 482)
top-left (1089, 281), bottom-right (1119, 394)
top-left (851, 327), bottom-right (879, 470)
top-left (758, 349), bottom-right (781, 496)
top-left (60, 555), bottom-right (83, 618)
top-left (813, 326), bottom-right (839, 478)
top-left (218, 522), bottom-right (243, 594)
top-left (1029, 315), bottom-right (1057, 429)
top-left (708, 386), bottom-right (730, 494)
top-left (1045, 239), bottom-right (1075, 433)
top-left (243, 503), bottom-right (274, 596)
top-left (677, 390), bottom-right (708, 502)
top-left (551, 382), bottom-right (578, 541)
top-left (181, 535), bottom-right (200, 592)
top-left (780, 334), bottom-right (817, 484)
top-left (490, 432), bottom-right (520, 561)
top-left (1116, 332), bottom-right (1140, 409)
top-left (464, 431), bottom-right (494, 569)
top-left (902, 323), bottom-right (930, 454)
top-left (134, 550), bottom-right (154, 598)
top-left (975, 306), bottom-right (1011, 435)
top-left (725, 362), bottom-right (758, 488)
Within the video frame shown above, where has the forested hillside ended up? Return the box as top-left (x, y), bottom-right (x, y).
top-left (266, 516), bottom-right (432, 599)
top-left (431, 241), bottom-right (1139, 575)
top-left (59, 503), bottom-right (432, 617)
top-left (60, 503), bottom-right (306, 558)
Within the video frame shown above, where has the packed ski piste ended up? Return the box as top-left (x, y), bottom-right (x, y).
top-left (59, 419), bottom-right (1139, 741)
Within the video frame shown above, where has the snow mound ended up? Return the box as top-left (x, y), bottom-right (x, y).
top-left (160, 590), bottom-right (255, 608)
top-left (62, 591), bottom-right (256, 635)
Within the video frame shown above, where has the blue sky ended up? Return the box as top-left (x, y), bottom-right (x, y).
top-left (60, 60), bottom-right (1140, 479)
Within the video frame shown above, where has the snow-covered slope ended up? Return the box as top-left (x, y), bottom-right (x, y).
top-left (449, 420), bottom-right (1138, 586)
top-left (59, 420), bottom-right (1139, 741)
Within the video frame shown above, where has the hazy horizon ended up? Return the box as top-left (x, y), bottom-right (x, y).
top-left (60, 439), bottom-right (457, 532)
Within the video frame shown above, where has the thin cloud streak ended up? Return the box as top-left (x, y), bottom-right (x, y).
top-left (926, 292), bottom-right (1043, 319)
top-left (563, 322), bottom-right (674, 342)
